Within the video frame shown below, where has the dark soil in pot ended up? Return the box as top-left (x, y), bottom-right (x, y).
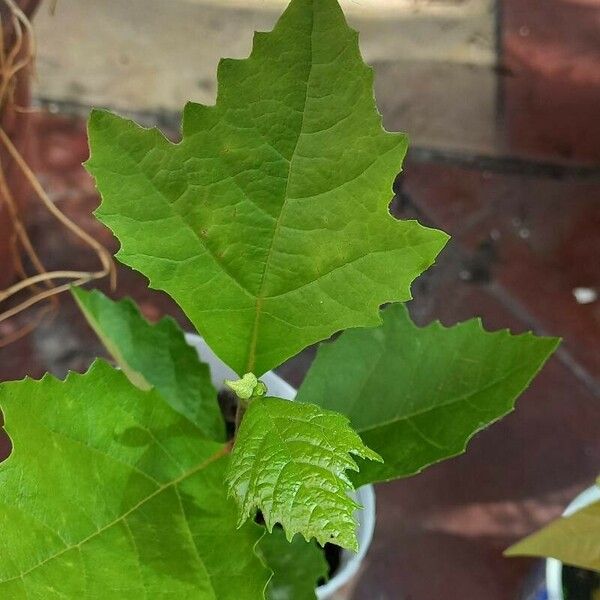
top-left (321, 543), bottom-right (341, 583)
top-left (217, 388), bottom-right (237, 440)
top-left (217, 388), bottom-right (343, 584)
top-left (562, 565), bottom-right (600, 600)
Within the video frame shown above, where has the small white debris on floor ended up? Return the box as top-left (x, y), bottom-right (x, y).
top-left (572, 287), bottom-right (598, 305)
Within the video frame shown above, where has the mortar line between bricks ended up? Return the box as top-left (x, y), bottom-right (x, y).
top-left (488, 282), bottom-right (600, 399)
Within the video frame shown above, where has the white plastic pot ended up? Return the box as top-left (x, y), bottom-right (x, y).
top-left (545, 485), bottom-right (600, 600)
top-left (186, 334), bottom-right (376, 600)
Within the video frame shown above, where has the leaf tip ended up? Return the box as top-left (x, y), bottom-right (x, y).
top-left (503, 540), bottom-right (526, 558)
top-left (87, 106), bottom-right (109, 128)
top-left (86, 108), bottom-right (121, 144)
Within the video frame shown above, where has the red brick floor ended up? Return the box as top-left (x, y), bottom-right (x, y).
top-left (402, 160), bottom-right (600, 386)
top-left (1, 111), bottom-right (599, 600)
top-left (501, 0), bottom-right (600, 165)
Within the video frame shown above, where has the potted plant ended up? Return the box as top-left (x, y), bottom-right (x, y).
top-left (507, 483), bottom-right (600, 600)
top-left (0, 0), bottom-right (558, 597)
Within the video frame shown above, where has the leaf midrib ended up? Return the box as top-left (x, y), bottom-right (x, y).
top-left (355, 361), bottom-right (537, 435)
top-left (0, 444), bottom-right (229, 587)
top-left (244, 5), bottom-right (316, 373)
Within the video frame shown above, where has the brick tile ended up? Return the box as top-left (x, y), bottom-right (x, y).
top-left (501, 0), bottom-right (600, 164)
top-left (403, 159), bottom-right (600, 385)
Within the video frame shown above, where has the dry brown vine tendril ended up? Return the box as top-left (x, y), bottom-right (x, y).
top-left (0, 0), bottom-right (114, 347)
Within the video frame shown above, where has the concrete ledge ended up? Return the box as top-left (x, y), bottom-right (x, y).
top-left (33, 0), bottom-right (497, 153)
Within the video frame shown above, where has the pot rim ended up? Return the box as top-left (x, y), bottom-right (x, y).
top-left (185, 333), bottom-right (376, 599)
top-left (545, 484), bottom-right (600, 600)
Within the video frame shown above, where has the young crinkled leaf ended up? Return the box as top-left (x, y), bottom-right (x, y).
top-left (506, 494), bottom-right (600, 571)
top-left (297, 303), bottom-right (559, 485)
top-left (226, 397), bottom-right (381, 550)
top-left (0, 362), bottom-right (269, 599)
top-left (258, 529), bottom-right (329, 600)
top-left (86, 0), bottom-right (448, 377)
top-left (71, 287), bottom-right (225, 441)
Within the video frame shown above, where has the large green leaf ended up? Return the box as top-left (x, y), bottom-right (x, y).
top-left (71, 287), bottom-right (224, 441)
top-left (226, 397), bottom-right (381, 550)
top-left (86, 0), bottom-right (448, 377)
top-left (506, 495), bottom-right (600, 572)
top-left (259, 529), bottom-right (328, 600)
top-left (297, 303), bottom-right (559, 485)
top-left (0, 362), bottom-right (269, 599)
